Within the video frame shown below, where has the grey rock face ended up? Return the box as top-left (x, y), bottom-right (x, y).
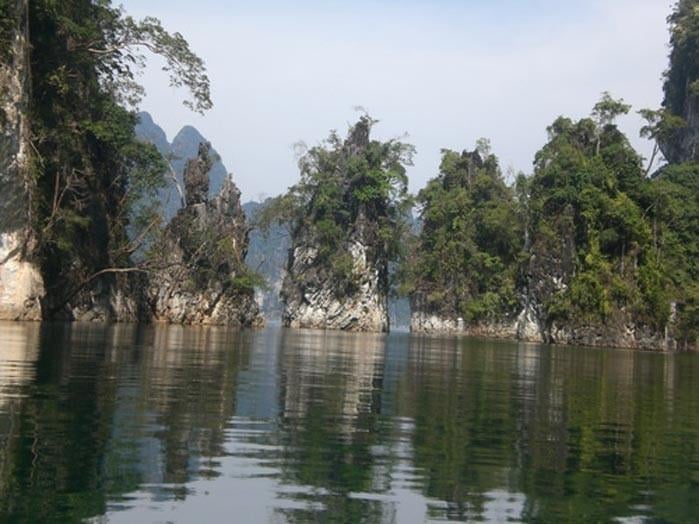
top-left (149, 143), bottom-right (263, 327)
top-left (282, 234), bottom-right (388, 333)
top-left (183, 142), bottom-right (212, 205)
top-left (282, 239), bottom-right (389, 332)
top-left (410, 307), bottom-right (679, 351)
top-left (0, 0), bottom-right (44, 320)
top-left (134, 111), bottom-right (170, 155)
top-left (661, 93), bottom-right (699, 164)
top-left (280, 117), bottom-right (393, 333)
top-left (63, 273), bottom-right (148, 323)
top-left (410, 300), bottom-right (538, 342)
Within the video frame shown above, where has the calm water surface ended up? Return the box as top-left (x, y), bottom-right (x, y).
top-left (0, 322), bottom-right (698, 523)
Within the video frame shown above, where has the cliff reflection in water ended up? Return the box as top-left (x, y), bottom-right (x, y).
top-left (0, 323), bottom-right (697, 522)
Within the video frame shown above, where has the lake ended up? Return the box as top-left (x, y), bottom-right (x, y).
top-left (0, 322), bottom-right (697, 523)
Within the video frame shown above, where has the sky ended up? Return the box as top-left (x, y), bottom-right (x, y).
top-left (121, 0), bottom-right (675, 202)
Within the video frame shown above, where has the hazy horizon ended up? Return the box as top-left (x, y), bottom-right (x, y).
top-left (122, 0), bottom-right (674, 202)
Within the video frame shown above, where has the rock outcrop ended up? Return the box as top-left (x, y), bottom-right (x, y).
top-left (282, 233), bottom-right (388, 332)
top-left (411, 303), bottom-right (679, 351)
top-left (135, 113), bottom-right (228, 220)
top-left (149, 143), bottom-right (263, 327)
top-left (411, 208), bottom-right (682, 351)
top-left (660, 78), bottom-right (698, 164)
top-left (411, 301), bottom-right (543, 342)
top-left (661, 1), bottom-right (698, 164)
top-left (0, 0), bottom-right (44, 320)
top-left (408, 132), bottom-right (689, 351)
top-left (280, 117), bottom-right (400, 333)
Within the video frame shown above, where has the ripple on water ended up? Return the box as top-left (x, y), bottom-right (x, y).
top-left (0, 324), bottom-right (698, 523)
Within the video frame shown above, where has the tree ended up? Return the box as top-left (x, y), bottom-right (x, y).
top-left (26, 0), bottom-right (211, 313)
top-left (592, 92), bottom-right (631, 155)
top-left (406, 144), bottom-right (522, 323)
top-left (638, 108), bottom-right (686, 174)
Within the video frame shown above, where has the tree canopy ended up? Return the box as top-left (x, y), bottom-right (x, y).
top-left (404, 144), bottom-right (522, 322)
top-left (260, 115), bottom-right (414, 294)
top-left (25, 0), bottom-right (211, 311)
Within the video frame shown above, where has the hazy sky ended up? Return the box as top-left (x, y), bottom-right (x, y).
top-left (121, 0), bottom-right (674, 201)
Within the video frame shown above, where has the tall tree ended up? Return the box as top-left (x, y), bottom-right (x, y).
top-left (23, 0), bottom-right (211, 316)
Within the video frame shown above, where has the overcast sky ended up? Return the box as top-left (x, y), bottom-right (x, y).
top-left (121, 0), bottom-right (674, 202)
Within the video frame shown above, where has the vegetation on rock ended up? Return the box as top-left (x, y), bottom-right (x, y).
top-left (260, 115), bottom-right (414, 330)
top-left (402, 141), bottom-right (522, 324)
top-left (17, 0), bottom-right (212, 317)
top-left (403, 82), bottom-right (697, 347)
top-left (661, 0), bottom-right (699, 163)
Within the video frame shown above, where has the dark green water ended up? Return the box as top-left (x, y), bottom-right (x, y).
top-left (0, 323), bottom-right (698, 523)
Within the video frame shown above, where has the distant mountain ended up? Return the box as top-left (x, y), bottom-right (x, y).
top-left (243, 200), bottom-right (289, 321)
top-left (134, 112), bottom-right (169, 155)
top-left (170, 125), bottom-right (228, 197)
top-left (135, 112), bottom-right (228, 219)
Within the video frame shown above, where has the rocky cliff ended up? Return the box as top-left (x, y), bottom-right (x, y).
top-left (661, 0), bottom-right (698, 164)
top-left (149, 142), bottom-right (263, 327)
top-left (282, 230), bottom-right (388, 332)
top-left (0, 0), bottom-right (44, 320)
top-left (278, 117), bottom-right (411, 333)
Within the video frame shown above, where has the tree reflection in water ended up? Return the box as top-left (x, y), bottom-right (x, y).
top-left (0, 323), bottom-right (697, 523)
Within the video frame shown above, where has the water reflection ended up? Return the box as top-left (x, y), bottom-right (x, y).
top-left (0, 323), bottom-right (697, 523)
top-left (275, 330), bottom-right (388, 522)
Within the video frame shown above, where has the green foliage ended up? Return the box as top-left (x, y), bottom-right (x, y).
top-left (639, 108), bottom-right (687, 148)
top-left (230, 269), bottom-right (267, 294)
top-left (25, 0), bottom-right (210, 306)
top-left (406, 144), bottom-right (523, 321)
top-left (526, 101), bottom-right (623, 319)
top-left (524, 92), bottom-right (696, 337)
top-left (0, 0), bottom-right (15, 61)
top-left (678, 283), bottom-right (699, 345)
top-left (263, 115), bottom-right (414, 296)
top-left (641, 162), bottom-right (699, 339)
top-left (593, 92), bottom-right (631, 123)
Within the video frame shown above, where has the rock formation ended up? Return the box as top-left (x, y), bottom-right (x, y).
top-left (0, 0), bottom-right (44, 320)
top-left (279, 117), bottom-right (408, 333)
top-left (408, 133), bottom-right (687, 351)
top-left (149, 143), bottom-right (263, 327)
top-left (660, 0), bottom-right (698, 164)
top-left (135, 113), bottom-right (228, 220)
top-left (661, 94), bottom-right (698, 164)
top-left (282, 230), bottom-right (388, 332)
